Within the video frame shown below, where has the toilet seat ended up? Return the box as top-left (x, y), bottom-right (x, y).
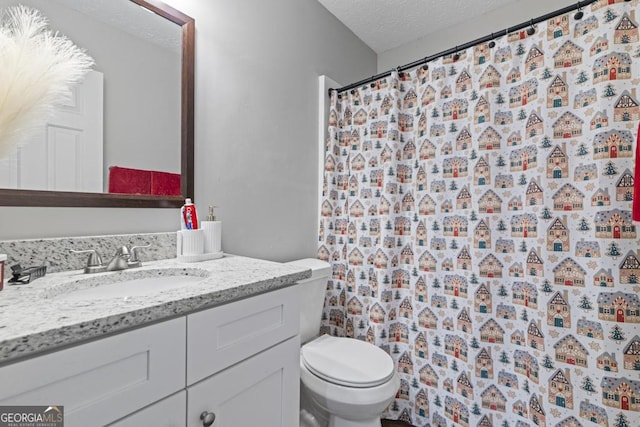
top-left (301, 335), bottom-right (395, 388)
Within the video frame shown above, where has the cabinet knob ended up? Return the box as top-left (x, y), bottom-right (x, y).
top-left (200, 411), bottom-right (216, 426)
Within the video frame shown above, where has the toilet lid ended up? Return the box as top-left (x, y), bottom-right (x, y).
top-left (301, 335), bottom-right (395, 388)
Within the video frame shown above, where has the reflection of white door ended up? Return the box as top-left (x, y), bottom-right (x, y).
top-left (0, 70), bottom-right (103, 192)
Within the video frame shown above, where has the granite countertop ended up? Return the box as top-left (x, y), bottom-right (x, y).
top-left (0, 255), bottom-right (311, 365)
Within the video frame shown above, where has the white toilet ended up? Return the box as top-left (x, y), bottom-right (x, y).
top-left (287, 259), bottom-right (400, 427)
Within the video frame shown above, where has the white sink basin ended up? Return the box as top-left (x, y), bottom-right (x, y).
top-left (53, 268), bottom-right (210, 301)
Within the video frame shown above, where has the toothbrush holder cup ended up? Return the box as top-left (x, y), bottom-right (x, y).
top-left (176, 229), bottom-right (205, 257)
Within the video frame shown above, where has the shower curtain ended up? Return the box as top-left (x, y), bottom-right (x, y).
top-left (319, 1), bottom-right (640, 426)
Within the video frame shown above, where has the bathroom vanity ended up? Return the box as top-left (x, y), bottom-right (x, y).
top-left (0, 255), bottom-right (310, 427)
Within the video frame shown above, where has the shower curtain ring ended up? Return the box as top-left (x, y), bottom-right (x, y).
top-left (453, 46), bottom-right (460, 61)
top-left (574, 3), bottom-right (584, 19)
top-left (527, 19), bottom-right (536, 36)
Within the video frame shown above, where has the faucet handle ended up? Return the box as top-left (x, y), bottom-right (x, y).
top-left (130, 244), bottom-right (151, 263)
top-left (70, 249), bottom-right (105, 273)
top-left (70, 249), bottom-right (102, 266)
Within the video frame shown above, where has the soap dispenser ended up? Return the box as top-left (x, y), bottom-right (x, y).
top-left (201, 206), bottom-right (222, 254)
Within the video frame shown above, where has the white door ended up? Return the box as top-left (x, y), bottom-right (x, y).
top-left (0, 70), bottom-right (103, 192)
top-left (187, 337), bottom-right (299, 427)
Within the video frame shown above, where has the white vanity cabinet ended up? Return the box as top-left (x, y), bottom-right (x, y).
top-left (0, 284), bottom-right (301, 427)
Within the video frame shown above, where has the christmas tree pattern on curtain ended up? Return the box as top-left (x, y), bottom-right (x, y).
top-left (319, 1), bottom-right (640, 426)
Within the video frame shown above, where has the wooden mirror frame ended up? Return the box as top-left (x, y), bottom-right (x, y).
top-left (0, 0), bottom-right (194, 208)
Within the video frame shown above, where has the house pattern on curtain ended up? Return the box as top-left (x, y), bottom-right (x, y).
top-left (319, 1), bottom-right (640, 426)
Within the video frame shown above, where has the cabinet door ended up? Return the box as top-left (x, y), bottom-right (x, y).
top-left (187, 336), bottom-right (299, 427)
top-left (0, 318), bottom-right (186, 427)
top-left (108, 391), bottom-right (186, 427)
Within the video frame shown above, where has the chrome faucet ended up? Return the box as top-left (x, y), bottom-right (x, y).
top-left (71, 244), bottom-right (151, 273)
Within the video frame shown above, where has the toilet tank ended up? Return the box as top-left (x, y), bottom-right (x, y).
top-left (286, 258), bottom-right (331, 345)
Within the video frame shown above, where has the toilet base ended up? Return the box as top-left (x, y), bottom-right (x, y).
top-left (300, 410), bottom-right (382, 427)
top-left (300, 385), bottom-right (328, 427)
top-left (328, 415), bottom-right (382, 427)
top-left (300, 368), bottom-right (397, 427)
top-left (300, 377), bottom-right (387, 427)
top-left (300, 408), bottom-right (323, 427)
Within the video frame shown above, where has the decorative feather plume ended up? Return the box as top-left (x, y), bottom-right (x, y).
top-left (0, 6), bottom-right (94, 157)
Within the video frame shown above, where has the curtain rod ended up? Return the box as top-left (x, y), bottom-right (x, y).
top-left (330, 0), bottom-right (602, 95)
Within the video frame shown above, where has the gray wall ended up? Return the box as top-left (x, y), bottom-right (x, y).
top-left (0, 0), bottom-right (376, 263)
top-left (378, 0), bottom-right (575, 72)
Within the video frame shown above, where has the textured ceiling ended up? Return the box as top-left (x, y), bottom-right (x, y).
top-left (50, 0), bottom-right (181, 53)
top-left (317, 0), bottom-right (523, 53)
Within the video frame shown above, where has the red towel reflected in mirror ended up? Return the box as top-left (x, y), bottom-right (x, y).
top-left (108, 166), bottom-right (180, 196)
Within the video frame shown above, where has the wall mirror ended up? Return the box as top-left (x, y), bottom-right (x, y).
top-left (0, 0), bottom-right (193, 208)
